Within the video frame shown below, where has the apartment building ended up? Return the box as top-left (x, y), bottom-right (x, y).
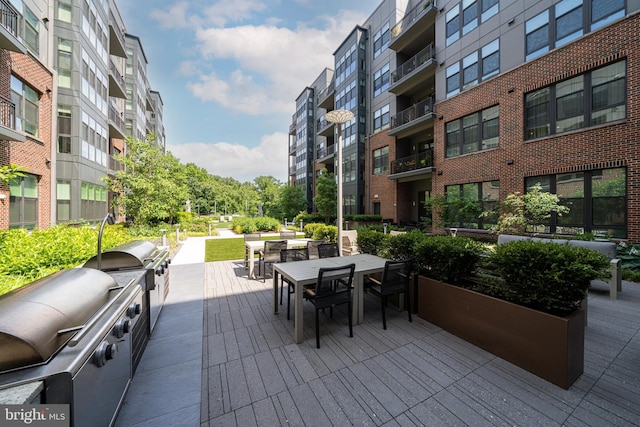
top-left (0, 0), bottom-right (163, 229)
top-left (0, 0), bottom-right (54, 230)
top-left (291, 0), bottom-right (640, 241)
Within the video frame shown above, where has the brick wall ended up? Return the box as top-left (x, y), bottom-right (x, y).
top-left (367, 131), bottom-right (397, 221)
top-left (433, 14), bottom-right (640, 241)
top-left (0, 52), bottom-right (54, 230)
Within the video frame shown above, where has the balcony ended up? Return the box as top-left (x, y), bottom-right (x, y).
top-left (289, 114), bottom-right (296, 135)
top-left (109, 157), bottom-right (124, 173)
top-left (317, 81), bottom-right (335, 110)
top-left (289, 165), bottom-right (297, 175)
top-left (388, 44), bottom-right (436, 95)
top-left (316, 144), bottom-right (335, 162)
top-left (389, 97), bottom-right (435, 138)
top-left (316, 118), bottom-right (335, 137)
top-left (0, 95), bottom-right (25, 142)
top-left (0, 0), bottom-right (26, 54)
top-left (108, 105), bottom-right (126, 139)
top-left (109, 9), bottom-right (127, 58)
top-left (146, 88), bottom-right (154, 111)
top-left (289, 140), bottom-right (297, 155)
top-left (109, 59), bottom-right (127, 99)
top-left (390, 151), bottom-right (434, 178)
top-left (389, 1), bottom-right (436, 53)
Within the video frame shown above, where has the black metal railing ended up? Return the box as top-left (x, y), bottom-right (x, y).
top-left (317, 81), bottom-right (335, 104)
top-left (0, 95), bottom-right (17, 130)
top-left (390, 0), bottom-right (435, 39)
top-left (391, 44), bottom-right (435, 83)
top-left (391, 150), bottom-right (434, 174)
top-left (0, 0), bottom-right (19, 39)
top-left (390, 97), bottom-right (434, 129)
top-left (316, 118), bottom-right (334, 134)
top-left (316, 144), bottom-right (335, 159)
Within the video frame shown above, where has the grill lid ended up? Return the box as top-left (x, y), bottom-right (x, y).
top-left (0, 268), bottom-right (118, 373)
top-left (83, 240), bottom-right (158, 270)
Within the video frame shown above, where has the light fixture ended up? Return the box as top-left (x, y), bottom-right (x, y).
top-left (438, 115), bottom-right (444, 120)
top-left (507, 159), bottom-right (514, 165)
top-left (508, 87), bottom-right (515, 93)
top-left (325, 109), bottom-right (354, 256)
top-left (437, 170), bottom-right (443, 176)
top-left (374, 194), bottom-right (379, 199)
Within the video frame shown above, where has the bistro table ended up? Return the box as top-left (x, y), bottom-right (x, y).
top-left (245, 239), bottom-right (310, 279)
top-left (272, 254), bottom-right (389, 344)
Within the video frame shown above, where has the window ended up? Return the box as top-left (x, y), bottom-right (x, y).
top-left (444, 180), bottom-right (499, 229)
top-left (343, 152), bottom-right (357, 183)
top-left (58, 105), bottom-right (72, 153)
top-left (446, 39), bottom-right (499, 97)
top-left (447, 0), bottom-right (498, 45)
top-left (527, 1), bottom-right (625, 61)
top-left (446, 106), bottom-right (499, 157)
top-left (373, 104), bottom-right (390, 132)
top-left (373, 63), bottom-right (390, 97)
top-left (526, 168), bottom-right (626, 238)
top-left (343, 195), bottom-right (356, 215)
top-left (57, 181), bottom-right (71, 222)
top-left (58, 39), bottom-right (72, 88)
top-left (82, 182), bottom-right (107, 222)
top-left (373, 23), bottom-right (390, 58)
top-left (11, 76), bottom-right (39, 137)
top-left (57, 0), bottom-right (72, 22)
top-left (24, 6), bottom-right (39, 55)
top-left (525, 60), bottom-right (626, 140)
top-left (373, 146), bottom-right (389, 175)
top-left (10, 174), bottom-right (38, 230)
top-left (446, 8), bottom-right (460, 46)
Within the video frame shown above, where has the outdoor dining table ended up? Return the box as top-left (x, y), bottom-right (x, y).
top-left (245, 238), bottom-right (311, 279)
top-left (272, 253), bottom-right (389, 344)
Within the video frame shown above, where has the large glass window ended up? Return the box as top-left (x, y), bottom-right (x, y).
top-left (462, 52), bottom-right (478, 89)
top-left (373, 23), bottom-right (390, 58)
top-left (526, 10), bottom-right (549, 61)
top-left (57, 0), bottom-right (72, 22)
top-left (24, 6), bottom-right (39, 55)
top-left (343, 153), bottom-right (357, 183)
top-left (447, 0), bottom-right (498, 45)
top-left (372, 146), bottom-right (389, 175)
top-left (373, 104), bottom-right (390, 132)
top-left (58, 105), bottom-right (72, 153)
top-left (446, 106), bottom-right (499, 157)
top-left (525, 60), bottom-right (626, 140)
top-left (11, 76), bottom-right (39, 137)
top-left (10, 174), bottom-right (38, 230)
top-left (591, 0), bottom-right (625, 30)
top-left (527, 168), bottom-right (626, 238)
top-left (446, 8), bottom-right (460, 46)
top-left (481, 39), bottom-right (500, 79)
top-left (556, 0), bottom-right (583, 47)
top-left (446, 39), bottom-right (499, 97)
top-left (446, 63), bottom-right (460, 97)
top-left (58, 39), bottom-right (72, 88)
top-left (444, 180), bottom-right (499, 229)
top-left (57, 181), bottom-right (71, 222)
top-left (373, 63), bottom-right (390, 97)
top-left (462, 0), bottom-right (478, 35)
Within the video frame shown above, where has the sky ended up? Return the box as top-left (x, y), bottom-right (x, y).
top-left (115, 0), bottom-right (379, 184)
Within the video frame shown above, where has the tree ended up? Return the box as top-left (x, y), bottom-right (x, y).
top-left (0, 164), bottom-right (26, 186)
top-left (254, 176), bottom-right (282, 217)
top-left (314, 168), bottom-right (336, 223)
top-left (493, 183), bottom-right (569, 235)
top-left (279, 184), bottom-right (308, 220)
top-left (103, 135), bottom-right (189, 225)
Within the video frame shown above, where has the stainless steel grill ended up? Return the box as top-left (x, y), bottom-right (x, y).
top-left (0, 267), bottom-right (146, 426)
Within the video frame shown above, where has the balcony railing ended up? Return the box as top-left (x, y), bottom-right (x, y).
top-left (316, 144), bottom-right (335, 159)
top-left (317, 81), bottom-right (335, 104)
top-left (391, 150), bottom-right (434, 174)
top-left (289, 140), bottom-right (297, 152)
top-left (390, 97), bottom-right (434, 129)
top-left (109, 105), bottom-right (125, 132)
top-left (391, 44), bottom-right (435, 83)
top-left (391, 1), bottom-right (435, 39)
top-left (109, 157), bottom-right (124, 172)
top-left (109, 59), bottom-right (125, 89)
top-left (0, 95), bottom-right (16, 130)
top-left (0, 0), bottom-right (19, 38)
top-left (289, 165), bottom-right (297, 175)
top-left (316, 118), bottom-right (335, 134)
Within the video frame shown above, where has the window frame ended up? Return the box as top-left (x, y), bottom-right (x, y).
top-left (446, 105), bottom-right (500, 157)
top-left (9, 174), bottom-right (39, 230)
top-left (372, 146), bottom-right (389, 176)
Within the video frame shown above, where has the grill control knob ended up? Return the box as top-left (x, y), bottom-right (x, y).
top-left (127, 302), bottom-right (141, 318)
top-left (162, 261), bottom-right (169, 269)
top-left (94, 341), bottom-right (118, 367)
top-left (113, 319), bottom-right (130, 338)
top-left (155, 266), bottom-right (164, 275)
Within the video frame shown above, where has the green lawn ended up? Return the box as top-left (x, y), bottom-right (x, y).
top-left (205, 238), bottom-right (245, 262)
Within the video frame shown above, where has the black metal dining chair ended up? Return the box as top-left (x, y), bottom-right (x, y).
top-left (279, 230), bottom-right (297, 239)
top-left (317, 243), bottom-right (340, 258)
top-left (306, 240), bottom-right (326, 260)
top-left (303, 263), bottom-right (356, 348)
top-left (365, 259), bottom-right (413, 330)
top-left (258, 240), bottom-right (287, 282)
top-left (279, 247), bottom-right (309, 320)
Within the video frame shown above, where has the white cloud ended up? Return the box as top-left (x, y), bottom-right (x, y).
top-left (151, 0), bottom-right (268, 29)
top-left (150, 1), bottom-right (200, 29)
top-left (166, 132), bottom-right (288, 183)
top-left (203, 0), bottom-right (268, 27)
top-left (187, 10), bottom-right (366, 115)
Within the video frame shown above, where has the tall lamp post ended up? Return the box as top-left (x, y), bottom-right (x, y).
top-left (325, 109), bottom-right (354, 256)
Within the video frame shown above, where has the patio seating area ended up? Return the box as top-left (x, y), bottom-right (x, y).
top-left (115, 236), bottom-right (640, 426)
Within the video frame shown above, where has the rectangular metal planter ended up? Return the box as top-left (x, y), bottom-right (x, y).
top-left (417, 276), bottom-right (584, 389)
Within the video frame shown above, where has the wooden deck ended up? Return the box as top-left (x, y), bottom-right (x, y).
top-left (200, 260), bottom-right (640, 426)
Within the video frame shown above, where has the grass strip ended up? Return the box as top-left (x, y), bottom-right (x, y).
top-left (205, 238), bottom-right (245, 262)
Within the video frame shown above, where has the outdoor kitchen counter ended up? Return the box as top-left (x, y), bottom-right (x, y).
top-left (0, 381), bottom-right (43, 404)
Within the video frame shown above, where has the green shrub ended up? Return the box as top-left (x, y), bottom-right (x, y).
top-left (254, 216), bottom-right (280, 232)
top-left (296, 213), bottom-right (331, 225)
top-left (356, 230), bottom-right (389, 256)
top-left (344, 214), bottom-right (382, 222)
top-left (414, 235), bottom-right (485, 284)
top-left (304, 223), bottom-right (325, 238)
top-left (310, 224), bottom-right (337, 242)
top-left (385, 230), bottom-right (428, 264)
top-left (230, 217), bottom-right (257, 233)
top-left (488, 240), bottom-right (609, 316)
